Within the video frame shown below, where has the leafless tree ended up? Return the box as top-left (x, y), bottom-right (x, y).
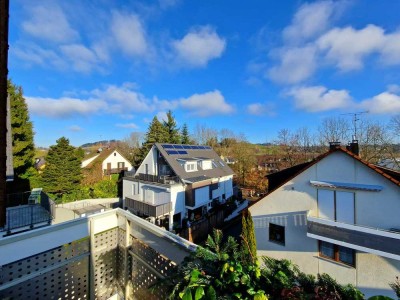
top-left (317, 117), bottom-right (351, 146)
top-left (390, 115), bottom-right (400, 139)
top-left (193, 124), bottom-right (218, 146)
top-left (357, 120), bottom-right (395, 164)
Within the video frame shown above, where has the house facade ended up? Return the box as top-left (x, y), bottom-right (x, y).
top-left (122, 143), bottom-right (234, 231)
top-left (82, 148), bottom-right (134, 176)
top-left (249, 144), bottom-right (400, 298)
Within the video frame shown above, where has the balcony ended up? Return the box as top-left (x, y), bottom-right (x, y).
top-left (0, 208), bottom-right (196, 299)
top-left (126, 196), bottom-right (171, 218)
top-left (307, 213), bottom-right (400, 260)
top-left (125, 172), bottom-right (180, 185)
top-left (3, 189), bottom-right (55, 235)
top-left (103, 167), bottom-right (128, 175)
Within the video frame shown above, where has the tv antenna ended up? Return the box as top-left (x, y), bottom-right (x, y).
top-left (341, 111), bottom-right (369, 140)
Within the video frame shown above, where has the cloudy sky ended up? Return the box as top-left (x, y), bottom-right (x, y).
top-left (8, 0), bottom-right (400, 147)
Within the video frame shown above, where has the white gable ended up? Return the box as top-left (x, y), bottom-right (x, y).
top-left (102, 150), bottom-right (133, 171)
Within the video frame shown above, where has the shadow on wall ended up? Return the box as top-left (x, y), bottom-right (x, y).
top-left (253, 211), bottom-right (313, 253)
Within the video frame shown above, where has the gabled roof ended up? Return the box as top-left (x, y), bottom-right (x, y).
top-left (155, 143), bottom-right (234, 183)
top-left (265, 147), bottom-right (400, 195)
top-left (84, 148), bottom-right (131, 169)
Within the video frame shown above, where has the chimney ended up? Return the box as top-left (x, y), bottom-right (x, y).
top-left (346, 139), bottom-right (359, 156)
top-left (329, 141), bottom-right (341, 151)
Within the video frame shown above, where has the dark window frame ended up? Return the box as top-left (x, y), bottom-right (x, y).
top-left (318, 241), bottom-right (355, 267)
top-left (269, 223), bottom-right (285, 246)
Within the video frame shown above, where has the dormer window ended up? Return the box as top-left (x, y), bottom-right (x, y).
top-left (185, 162), bottom-right (197, 172)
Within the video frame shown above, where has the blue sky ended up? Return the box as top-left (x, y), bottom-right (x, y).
top-left (8, 0), bottom-right (400, 147)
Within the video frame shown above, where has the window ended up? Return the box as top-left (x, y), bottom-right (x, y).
top-left (269, 223), bottom-right (285, 245)
top-left (118, 162), bottom-right (124, 169)
top-left (319, 241), bottom-right (355, 267)
top-left (318, 190), bottom-right (355, 224)
top-left (185, 163), bottom-right (197, 172)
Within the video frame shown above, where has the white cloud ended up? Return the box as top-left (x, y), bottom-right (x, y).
top-left (69, 125), bottom-right (82, 132)
top-left (179, 90), bottom-right (234, 116)
top-left (287, 86), bottom-right (352, 112)
top-left (317, 25), bottom-right (385, 71)
top-left (172, 26), bottom-right (226, 67)
top-left (60, 44), bottom-right (100, 73)
top-left (26, 84), bottom-right (234, 119)
top-left (159, 0), bottom-right (180, 9)
top-left (263, 2), bottom-right (400, 84)
top-left (12, 43), bottom-right (67, 69)
top-left (267, 46), bottom-right (317, 84)
top-left (380, 31), bottom-right (400, 65)
top-left (116, 123), bottom-right (139, 129)
top-left (283, 1), bottom-right (338, 44)
top-left (247, 103), bottom-right (276, 116)
top-left (26, 97), bottom-right (106, 118)
top-left (91, 83), bottom-right (152, 113)
top-left (111, 11), bottom-right (148, 57)
top-left (21, 3), bottom-right (79, 43)
top-left (359, 92), bottom-right (400, 114)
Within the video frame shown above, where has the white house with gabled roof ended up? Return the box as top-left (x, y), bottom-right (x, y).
top-left (249, 142), bottom-right (400, 298)
top-left (122, 143), bottom-right (234, 231)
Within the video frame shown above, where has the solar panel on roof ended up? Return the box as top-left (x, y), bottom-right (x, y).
top-left (166, 150), bottom-right (179, 155)
top-left (177, 150), bottom-right (188, 155)
top-left (173, 145), bottom-right (184, 149)
top-left (162, 144), bottom-right (174, 149)
top-left (182, 145), bottom-right (192, 149)
top-left (205, 146), bottom-right (212, 150)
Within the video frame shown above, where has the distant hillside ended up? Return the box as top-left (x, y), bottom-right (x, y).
top-left (80, 140), bottom-right (118, 148)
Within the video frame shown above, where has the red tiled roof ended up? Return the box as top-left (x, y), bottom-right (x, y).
top-left (264, 146), bottom-right (400, 195)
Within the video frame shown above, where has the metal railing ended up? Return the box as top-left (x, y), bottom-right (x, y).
top-left (130, 173), bottom-right (180, 184)
top-left (3, 190), bottom-right (55, 233)
top-left (104, 167), bottom-right (128, 175)
top-left (307, 211), bottom-right (400, 236)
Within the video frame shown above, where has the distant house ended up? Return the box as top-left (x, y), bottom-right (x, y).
top-left (249, 142), bottom-right (400, 298)
top-left (377, 158), bottom-right (400, 171)
top-left (82, 149), bottom-right (134, 184)
top-left (122, 143), bottom-right (234, 231)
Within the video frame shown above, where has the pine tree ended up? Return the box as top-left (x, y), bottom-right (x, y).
top-left (136, 116), bottom-right (168, 165)
top-left (163, 110), bottom-right (181, 144)
top-left (240, 210), bottom-right (257, 264)
top-left (181, 123), bottom-right (191, 144)
top-left (8, 80), bottom-right (35, 178)
top-left (41, 137), bottom-right (82, 200)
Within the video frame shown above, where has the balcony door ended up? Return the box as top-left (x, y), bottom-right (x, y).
top-left (317, 189), bottom-right (354, 224)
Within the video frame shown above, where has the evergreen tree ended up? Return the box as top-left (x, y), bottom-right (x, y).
top-left (8, 80), bottom-right (35, 178)
top-left (163, 110), bottom-right (181, 144)
top-left (41, 137), bottom-right (82, 200)
top-left (240, 210), bottom-right (257, 264)
top-left (181, 123), bottom-right (191, 144)
top-left (136, 116), bottom-right (168, 165)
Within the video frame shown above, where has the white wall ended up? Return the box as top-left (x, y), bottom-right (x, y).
top-left (136, 146), bottom-right (158, 175)
top-left (102, 150), bottom-right (133, 171)
top-left (249, 151), bottom-right (400, 298)
top-left (195, 186), bottom-right (210, 207)
top-left (122, 178), bottom-right (186, 220)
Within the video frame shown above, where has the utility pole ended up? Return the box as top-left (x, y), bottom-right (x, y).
top-left (0, 0), bottom-right (9, 227)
